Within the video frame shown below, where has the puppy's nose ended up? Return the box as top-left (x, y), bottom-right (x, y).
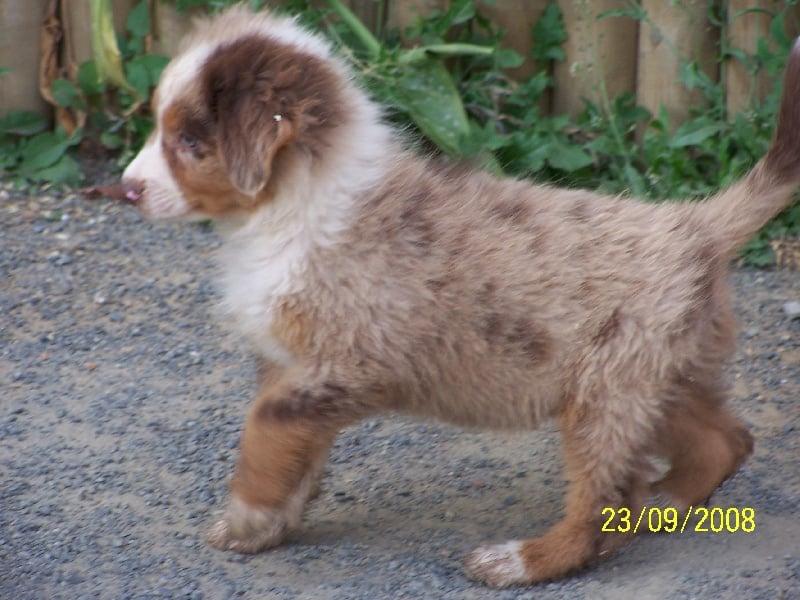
top-left (120, 179), bottom-right (145, 203)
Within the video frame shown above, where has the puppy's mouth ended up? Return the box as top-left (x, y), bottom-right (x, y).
top-left (83, 182), bottom-right (143, 204)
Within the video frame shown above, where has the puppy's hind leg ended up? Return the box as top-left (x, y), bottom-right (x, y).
top-left (651, 380), bottom-right (753, 509)
top-left (464, 389), bottom-right (658, 587)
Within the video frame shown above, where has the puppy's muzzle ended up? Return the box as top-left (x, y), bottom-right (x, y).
top-left (83, 181), bottom-right (145, 204)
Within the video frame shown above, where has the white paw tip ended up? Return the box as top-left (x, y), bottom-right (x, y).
top-left (206, 519), bottom-right (231, 549)
top-left (464, 541), bottom-right (530, 588)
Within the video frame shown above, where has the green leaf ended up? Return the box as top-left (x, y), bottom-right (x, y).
top-left (125, 58), bottom-right (151, 100)
top-left (547, 142), bottom-right (593, 171)
top-left (585, 134), bottom-right (618, 156)
top-left (392, 58), bottom-right (471, 156)
top-left (621, 162), bottom-right (647, 197)
top-left (30, 153), bottom-right (82, 185)
top-left (0, 67), bottom-right (11, 77)
top-left (0, 138), bottom-right (18, 168)
top-left (0, 110), bottom-right (47, 136)
top-left (509, 133), bottom-right (550, 172)
top-left (669, 122), bottom-right (726, 148)
top-left (446, 0), bottom-right (476, 25)
top-left (495, 48), bottom-right (524, 69)
top-left (77, 61), bottom-right (105, 96)
top-left (19, 132), bottom-right (71, 171)
top-left (140, 54), bottom-right (170, 85)
top-left (769, 10), bottom-right (789, 49)
top-left (531, 2), bottom-right (566, 62)
top-left (51, 79), bottom-right (85, 110)
top-left (100, 130), bottom-right (122, 149)
top-left (126, 0), bottom-right (150, 38)
top-left (507, 72), bottom-right (550, 109)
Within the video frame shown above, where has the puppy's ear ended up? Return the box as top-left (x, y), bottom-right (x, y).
top-left (218, 108), bottom-right (295, 197)
top-left (203, 36), bottom-right (344, 197)
top-left (203, 42), bottom-right (299, 198)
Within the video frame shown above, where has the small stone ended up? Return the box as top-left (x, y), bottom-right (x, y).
top-left (782, 301), bottom-right (800, 318)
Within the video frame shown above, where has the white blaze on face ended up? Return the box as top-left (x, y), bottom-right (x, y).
top-left (122, 130), bottom-right (190, 220)
top-left (122, 43), bottom-right (215, 221)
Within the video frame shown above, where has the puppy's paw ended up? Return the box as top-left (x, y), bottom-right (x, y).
top-left (463, 541), bottom-right (531, 588)
top-left (207, 496), bottom-right (289, 554)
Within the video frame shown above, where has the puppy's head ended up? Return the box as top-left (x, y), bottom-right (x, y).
top-left (122, 8), bottom-right (347, 220)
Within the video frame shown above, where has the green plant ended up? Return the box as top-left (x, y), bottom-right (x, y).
top-left (0, 0), bottom-right (167, 187)
top-left (73, 0), bottom-right (169, 159)
top-left (0, 106), bottom-right (80, 185)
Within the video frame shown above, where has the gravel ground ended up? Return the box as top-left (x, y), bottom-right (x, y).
top-left (1, 186), bottom-right (798, 599)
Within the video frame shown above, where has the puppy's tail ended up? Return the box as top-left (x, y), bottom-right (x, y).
top-left (694, 37), bottom-right (800, 254)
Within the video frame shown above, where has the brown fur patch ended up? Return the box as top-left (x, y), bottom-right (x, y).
top-left (201, 34), bottom-right (346, 196)
top-left (258, 383), bottom-right (350, 421)
top-left (483, 313), bottom-right (551, 363)
top-left (489, 199), bottom-right (531, 224)
top-left (160, 100), bottom-right (252, 215)
top-left (271, 300), bottom-right (313, 356)
top-left (593, 308), bottom-right (620, 346)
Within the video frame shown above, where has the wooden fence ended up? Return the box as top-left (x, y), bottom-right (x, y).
top-left (1, 1), bottom-right (798, 128)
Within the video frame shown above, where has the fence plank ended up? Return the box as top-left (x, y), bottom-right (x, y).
top-left (0, 0), bottom-right (50, 115)
top-left (637, 0), bottom-right (718, 130)
top-left (552, 1), bottom-right (638, 117)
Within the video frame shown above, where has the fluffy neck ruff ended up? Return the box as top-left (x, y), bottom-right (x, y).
top-left (215, 87), bottom-right (395, 363)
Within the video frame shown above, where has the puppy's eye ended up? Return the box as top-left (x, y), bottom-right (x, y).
top-left (179, 132), bottom-right (199, 150)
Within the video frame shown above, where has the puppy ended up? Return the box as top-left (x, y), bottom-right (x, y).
top-left (118, 6), bottom-right (800, 587)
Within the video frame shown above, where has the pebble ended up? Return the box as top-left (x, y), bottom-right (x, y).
top-left (782, 300), bottom-right (800, 318)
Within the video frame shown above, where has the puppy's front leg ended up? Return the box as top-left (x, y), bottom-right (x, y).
top-left (208, 378), bottom-right (341, 554)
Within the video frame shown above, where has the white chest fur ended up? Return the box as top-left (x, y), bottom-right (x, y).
top-left (215, 172), bottom-right (363, 365)
top-left (218, 219), bottom-right (310, 365)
